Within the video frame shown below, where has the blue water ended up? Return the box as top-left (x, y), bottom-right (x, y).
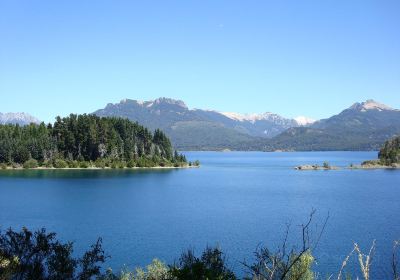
top-left (0, 152), bottom-right (399, 278)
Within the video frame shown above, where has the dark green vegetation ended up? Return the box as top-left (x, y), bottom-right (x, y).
top-left (378, 136), bottom-right (400, 165)
top-left (94, 98), bottom-right (400, 151)
top-left (0, 227), bottom-right (106, 280)
top-left (2, 213), bottom-right (399, 280)
top-left (358, 136), bottom-right (400, 168)
top-left (0, 114), bottom-right (189, 169)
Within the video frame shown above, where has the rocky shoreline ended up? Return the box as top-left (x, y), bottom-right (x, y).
top-left (295, 162), bottom-right (400, 171)
top-left (294, 164), bottom-right (340, 170)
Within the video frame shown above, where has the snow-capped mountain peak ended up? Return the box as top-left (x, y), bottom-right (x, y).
top-left (350, 99), bottom-right (395, 112)
top-left (0, 112), bottom-right (40, 125)
top-left (294, 116), bottom-right (316, 126)
top-left (221, 112), bottom-right (283, 123)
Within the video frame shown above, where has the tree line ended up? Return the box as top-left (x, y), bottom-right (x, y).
top-left (0, 114), bottom-right (192, 168)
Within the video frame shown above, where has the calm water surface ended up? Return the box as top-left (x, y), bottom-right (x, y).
top-left (0, 152), bottom-right (399, 278)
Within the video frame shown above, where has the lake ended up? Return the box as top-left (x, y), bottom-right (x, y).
top-left (0, 151), bottom-right (399, 278)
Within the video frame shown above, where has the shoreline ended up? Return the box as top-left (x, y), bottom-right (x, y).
top-left (0, 165), bottom-right (199, 171)
top-left (295, 164), bottom-right (400, 171)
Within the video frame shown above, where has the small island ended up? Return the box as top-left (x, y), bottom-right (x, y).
top-left (0, 114), bottom-right (199, 170)
top-left (295, 162), bottom-right (340, 170)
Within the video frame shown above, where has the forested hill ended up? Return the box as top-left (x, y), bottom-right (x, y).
top-left (0, 114), bottom-right (188, 168)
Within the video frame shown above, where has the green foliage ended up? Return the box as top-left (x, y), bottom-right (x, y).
top-left (23, 159), bottom-right (39, 169)
top-left (53, 159), bottom-right (68, 169)
top-left (136, 157), bottom-right (156, 168)
top-left (114, 259), bottom-right (170, 280)
top-left (169, 247), bottom-right (237, 280)
top-left (42, 160), bottom-right (53, 168)
top-left (127, 160), bottom-right (136, 168)
top-left (378, 136), bottom-right (400, 165)
top-left (117, 161), bottom-right (126, 169)
top-left (323, 161), bottom-right (330, 169)
top-left (68, 160), bottom-right (80, 168)
top-left (79, 161), bottom-right (90, 168)
top-left (0, 115), bottom-right (188, 168)
top-left (0, 227), bottom-right (106, 280)
top-left (95, 159), bottom-right (107, 169)
top-left (0, 163), bottom-right (7, 170)
top-left (286, 251), bottom-right (315, 280)
top-left (193, 160), bottom-right (200, 167)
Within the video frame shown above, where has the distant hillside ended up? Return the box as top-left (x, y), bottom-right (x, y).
top-left (0, 112), bottom-right (40, 125)
top-left (94, 98), bottom-right (306, 150)
top-left (94, 98), bottom-right (400, 151)
top-left (266, 100), bottom-right (400, 151)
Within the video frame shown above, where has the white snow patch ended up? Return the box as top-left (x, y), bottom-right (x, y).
top-left (294, 116), bottom-right (316, 126)
top-left (221, 112), bottom-right (278, 123)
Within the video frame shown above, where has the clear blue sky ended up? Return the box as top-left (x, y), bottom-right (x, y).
top-left (1, 0), bottom-right (399, 123)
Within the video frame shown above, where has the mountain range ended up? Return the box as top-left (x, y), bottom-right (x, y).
top-left (0, 113), bottom-right (40, 126)
top-left (268, 99), bottom-right (400, 151)
top-left (94, 98), bottom-right (400, 151)
top-left (93, 98), bottom-right (315, 150)
top-left (2, 98), bottom-right (399, 151)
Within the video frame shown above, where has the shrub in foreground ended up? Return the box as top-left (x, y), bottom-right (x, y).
top-left (2, 212), bottom-right (399, 280)
top-left (0, 227), bottom-right (106, 280)
top-left (170, 247), bottom-right (237, 280)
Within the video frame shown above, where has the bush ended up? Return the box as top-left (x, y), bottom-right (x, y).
top-left (0, 163), bottom-right (8, 170)
top-left (94, 159), bottom-right (106, 169)
top-left (11, 162), bottom-right (21, 169)
top-left (0, 227), bottom-right (106, 280)
top-left (194, 160), bottom-right (200, 167)
top-left (116, 259), bottom-right (170, 280)
top-left (23, 159), bottom-right (38, 169)
top-left (53, 159), bottom-right (68, 169)
top-left (127, 160), bottom-right (136, 168)
top-left (117, 161), bottom-right (126, 169)
top-left (136, 157), bottom-right (156, 168)
top-left (68, 160), bottom-right (79, 168)
top-left (170, 247), bottom-right (236, 280)
top-left (79, 161), bottom-right (90, 168)
top-left (42, 160), bottom-right (53, 168)
top-left (323, 161), bottom-right (330, 169)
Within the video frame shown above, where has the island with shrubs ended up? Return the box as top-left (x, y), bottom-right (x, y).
top-left (295, 136), bottom-right (400, 171)
top-left (0, 114), bottom-right (199, 170)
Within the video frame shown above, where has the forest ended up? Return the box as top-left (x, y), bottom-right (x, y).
top-left (0, 114), bottom-right (192, 169)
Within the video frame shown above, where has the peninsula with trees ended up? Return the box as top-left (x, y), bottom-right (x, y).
top-left (0, 114), bottom-right (195, 169)
top-left (359, 135), bottom-right (400, 169)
